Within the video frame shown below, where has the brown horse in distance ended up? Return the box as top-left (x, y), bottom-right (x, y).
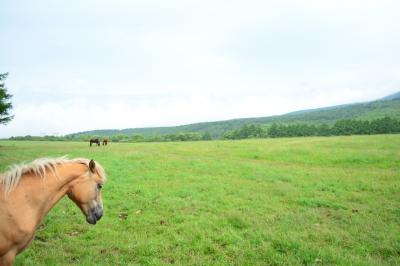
top-left (0, 157), bottom-right (106, 265)
top-left (102, 138), bottom-right (108, 146)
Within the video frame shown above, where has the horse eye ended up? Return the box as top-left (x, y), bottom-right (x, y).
top-left (97, 183), bottom-right (103, 190)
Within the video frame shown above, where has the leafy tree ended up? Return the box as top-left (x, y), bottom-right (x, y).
top-left (0, 73), bottom-right (13, 124)
top-left (129, 134), bottom-right (146, 142)
top-left (268, 123), bottom-right (279, 138)
top-left (222, 130), bottom-right (234, 140)
top-left (111, 134), bottom-right (129, 142)
top-left (201, 131), bottom-right (212, 140)
top-left (221, 124), bottom-right (266, 139)
top-left (162, 132), bottom-right (202, 142)
top-left (317, 124), bottom-right (331, 136)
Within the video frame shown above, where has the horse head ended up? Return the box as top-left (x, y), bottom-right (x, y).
top-left (67, 160), bottom-right (105, 224)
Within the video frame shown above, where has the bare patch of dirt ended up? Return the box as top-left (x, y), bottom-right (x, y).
top-left (119, 212), bottom-right (128, 220)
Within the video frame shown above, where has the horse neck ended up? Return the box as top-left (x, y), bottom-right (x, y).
top-left (14, 162), bottom-right (88, 227)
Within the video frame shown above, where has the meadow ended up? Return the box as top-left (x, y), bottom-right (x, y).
top-left (0, 135), bottom-right (399, 265)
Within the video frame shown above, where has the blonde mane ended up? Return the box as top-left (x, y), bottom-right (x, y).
top-left (0, 156), bottom-right (106, 195)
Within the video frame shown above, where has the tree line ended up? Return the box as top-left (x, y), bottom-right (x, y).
top-left (9, 131), bottom-right (213, 142)
top-left (223, 116), bottom-right (400, 139)
top-left (7, 116), bottom-right (400, 142)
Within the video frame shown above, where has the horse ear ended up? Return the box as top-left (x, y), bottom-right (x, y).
top-left (89, 159), bottom-right (96, 173)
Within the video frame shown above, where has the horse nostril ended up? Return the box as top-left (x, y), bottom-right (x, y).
top-left (95, 208), bottom-right (103, 220)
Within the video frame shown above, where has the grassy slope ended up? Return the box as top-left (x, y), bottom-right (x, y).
top-left (71, 98), bottom-right (400, 138)
top-left (0, 136), bottom-right (399, 265)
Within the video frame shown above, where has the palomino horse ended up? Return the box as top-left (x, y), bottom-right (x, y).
top-left (0, 157), bottom-right (106, 265)
top-left (102, 138), bottom-right (108, 146)
top-left (89, 138), bottom-right (101, 146)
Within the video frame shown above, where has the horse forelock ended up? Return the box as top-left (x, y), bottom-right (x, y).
top-left (0, 156), bottom-right (106, 195)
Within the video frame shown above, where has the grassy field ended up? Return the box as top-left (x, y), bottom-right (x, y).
top-left (0, 135), bottom-right (399, 265)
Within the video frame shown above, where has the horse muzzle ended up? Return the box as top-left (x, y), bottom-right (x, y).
top-left (86, 205), bottom-right (103, 225)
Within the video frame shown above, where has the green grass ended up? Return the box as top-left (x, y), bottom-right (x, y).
top-left (0, 135), bottom-right (399, 265)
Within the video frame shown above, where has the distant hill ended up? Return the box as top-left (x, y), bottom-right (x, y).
top-left (381, 91), bottom-right (400, 101)
top-left (69, 91), bottom-right (400, 138)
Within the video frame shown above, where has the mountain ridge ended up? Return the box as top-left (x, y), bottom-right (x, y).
top-left (69, 91), bottom-right (400, 138)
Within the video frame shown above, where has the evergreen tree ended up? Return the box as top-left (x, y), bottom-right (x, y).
top-left (0, 73), bottom-right (13, 125)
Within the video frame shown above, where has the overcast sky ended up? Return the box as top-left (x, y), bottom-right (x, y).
top-left (0, 0), bottom-right (399, 137)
